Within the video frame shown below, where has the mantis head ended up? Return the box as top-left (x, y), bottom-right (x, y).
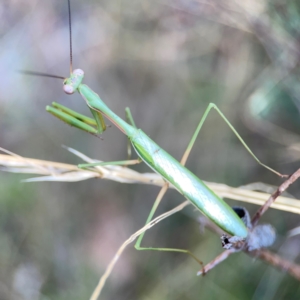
top-left (63, 69), bottom-right (84, 94)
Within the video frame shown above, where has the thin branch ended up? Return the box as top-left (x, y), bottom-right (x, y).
top-left (252, 168), bottom-right (300, 226)
top-left (197, 249), bottom-right (237, 276)
top-left (248, 249), bottom-right (300, 281)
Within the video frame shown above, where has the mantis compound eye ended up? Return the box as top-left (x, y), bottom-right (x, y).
top-left (63, 84), bottom-right (75, 94)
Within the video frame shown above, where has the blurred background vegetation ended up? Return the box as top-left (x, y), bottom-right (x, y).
top-left (1, 0), bottom-right (300, 299)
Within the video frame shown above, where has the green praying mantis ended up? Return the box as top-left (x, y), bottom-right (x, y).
top-left (23, 0), bottom-right (283, 267)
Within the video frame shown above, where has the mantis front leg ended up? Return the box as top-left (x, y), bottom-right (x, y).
top-left (46, 102), bottom-right (106, 134)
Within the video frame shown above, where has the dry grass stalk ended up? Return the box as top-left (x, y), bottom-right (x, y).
top-left (1, 150), bottom-right (300, 214)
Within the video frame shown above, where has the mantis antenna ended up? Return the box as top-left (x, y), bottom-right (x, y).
top-left (68, 0), bottom-right (73, 74)
top-left (19, 0), bottom-right (73, 80)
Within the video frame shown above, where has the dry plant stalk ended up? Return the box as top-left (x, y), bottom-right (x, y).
top-left (1, 151), bottom-right (300, 214)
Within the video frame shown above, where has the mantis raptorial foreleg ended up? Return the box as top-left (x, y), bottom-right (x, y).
top-left (47, 102), bottom-right (106, 134)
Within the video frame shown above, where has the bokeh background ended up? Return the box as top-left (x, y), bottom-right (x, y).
top-left (1, 0), bottom-right (300, 299)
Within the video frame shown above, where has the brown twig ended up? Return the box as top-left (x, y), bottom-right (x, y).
top-left (252, 168), bottom-right (300, 226)
top-left (197, 249), bottom-right (237, 276)
top-left (248, 249), bottom-right (300, 281)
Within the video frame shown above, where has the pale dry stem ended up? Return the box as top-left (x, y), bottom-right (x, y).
top-left (1, 152), bottom-right (300, 214)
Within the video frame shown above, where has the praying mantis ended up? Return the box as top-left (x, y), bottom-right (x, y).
top-left (22, 0), bottom-right (284, 278)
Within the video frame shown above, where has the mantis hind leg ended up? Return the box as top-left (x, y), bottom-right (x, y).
top-left (183, 103), bottom-right (283, 177)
